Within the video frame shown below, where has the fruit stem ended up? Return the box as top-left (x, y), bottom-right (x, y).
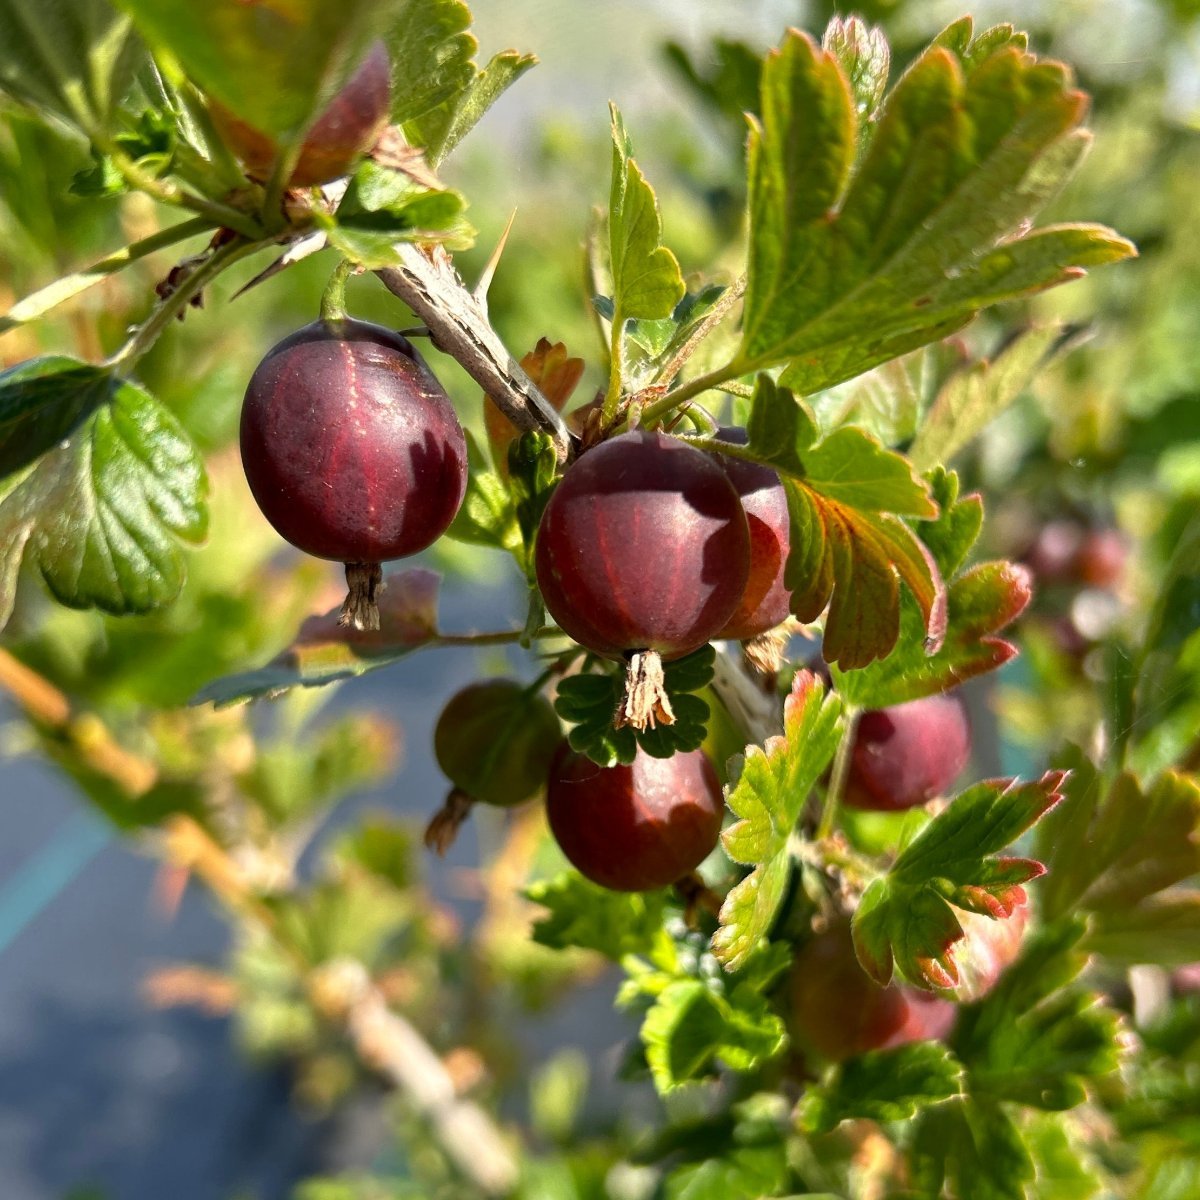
top-left (321, 257), bottom-right (355, 322)
top-left (339, 561), bottom-right (384, 631)
top-left (601, 301), bottom-right (627, 427)
top-left (637, 362), bottom-right (743, 429)
top-left (104, 235), bottom-right (269, 371)
top-left (816, 706), bottom-right (860, 842)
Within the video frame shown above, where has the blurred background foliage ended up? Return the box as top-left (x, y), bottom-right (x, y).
top-left (1, 0), bottom-right (1199, 1197)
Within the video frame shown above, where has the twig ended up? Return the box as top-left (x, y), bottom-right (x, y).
top-left (709, 644), bottom-right (783, 745)
top-left (377, 244), bottom-right (570, 461)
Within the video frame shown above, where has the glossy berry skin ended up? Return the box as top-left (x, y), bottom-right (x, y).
top-left (712, 427), bottom-right (792, 641)
top-left (844, 691), bottom-right (971, 812)
top-left (240, 318), bottom-right (466, 563)
top-left (545, 744), bottom-right (724, 891)
top-left (788, 923), bottom-right (956, 1062)
top-left (211, 42), bottom-right (391, 186)
top-left (535, 431), bottom-right (750, 660)
top-left (434, 680), bottom-right (562, 808)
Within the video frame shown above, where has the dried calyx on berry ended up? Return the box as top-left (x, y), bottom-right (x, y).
top-left (240, 316), bottom-right (467, 630)
top-left (425, 679), bottom-right (562, 854)
top-left (534, 430), bottom-right (750, 730)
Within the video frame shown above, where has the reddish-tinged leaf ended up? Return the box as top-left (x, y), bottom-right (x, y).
top-left (485, 338), bottom-right (583, 474)
top-left (193, 569), bottom-right (444, 706)
top-left (853, 771), bottom-right (1066, 988)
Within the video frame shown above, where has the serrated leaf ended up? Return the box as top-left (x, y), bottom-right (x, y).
top-left (909, 324), bottom-right (1063, 470)
top-left (798, 1041), bottom-right (964, 1134)
top-left (406, 49), bottom-right (536, 168)
top-left (833, 470), bottom-right (1032, 708)
top-left (744, 375), bottom-right (946, 669)
top-left (323, 162), bottom-right (470, 267)
top-left (527, 872), bottom-right (668, 960)
top-left (641, 979), bottom-right (787, 1093)
top-left (191, 569), bottom-right (442, 706)
top-left (609, 106), bottom-right (685, 324)
top-left (662, 37), bottom-right (763, 132)
top-left (627, 283), bottom-right (728, 364)
top-left (852, 771), bottom-right (1066, 989)
top-left (115, 0), bottom-right (398, 140)
top-left (0, 0), bottom-right (143, 131)
top-left (1036, 751), bottom-right (1200, 926)
top-left (713, 671), bottom-right (843, 970)
top-left (445, 466), bottom-right (520, 552)
top-left (0, 357), bottom-right (207, 629)
top-left (553, 648), bottom-right (715, 767)
top-left (821, 16), bottom-right (889, 132)
top-left (387, 0), bottom-right (475, 126)
top-left (737, 25), bottom-right (1134, 393)
top-left (952, 922), bottom-right (1124, 1109)
top-left (911, 1098), bottom-right (1034, 1200)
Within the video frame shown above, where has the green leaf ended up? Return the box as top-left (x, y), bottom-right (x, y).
top-left (662, 37), bottom-right (762, 133)
top-left (713, 670), bottom-right (843, 970)
top-left (910, 1098), bottom-right (1034, 1200)
top-left (323, 162), bottom-right (470, 267)
top-left (1035, 751), bottom-right (1200, 925)
top-left (0, 358), bottom-right (207, 629)
top-left (406, 49), bottom-right (536, 168)
top-left (640, 978), bottom-right (787, 1093)
top-left (952, 921), bottom-right (1124, 1109)
top-left (663, 1144), bottom-right (791, 1200)
top-left (554, 647), bottom-right (714, 767)
top-left (608, 105), bottom-right (685, 324)
top-left (527, 872), bottom-right (668, 961)
top-left (0, 0), bottom-right (143, 131)
top-left (387, 0), bottom-right (475, 126)
top-left (115, 0), bottom-right (398, 139)
top-left (191, 568), bottom-right (443, 706)
top-left (1084, 891), bottom-right (1200, 968)
top-left (833, 470), bottom-right (1032, 708)
top-left (821, 16), bottom-right (889, 133)
top-left (743, 376), bottom-right (946, 669)
top-left (798, 1041), bottom-right (964, 1134)
top-left (445, 467), bottom-right (520, 553)
top-left (626, 283), bottom-right (727, 366)
top-left (909, 324), bottom-right (1063, 470)
top-left (737, 25), bottom-right (1134, 393)
top-left (852, 771), bottom-right (1066, 989)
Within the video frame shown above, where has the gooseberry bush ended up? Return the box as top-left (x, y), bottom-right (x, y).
top-left (1, 0), bottom-right (1199, 1197)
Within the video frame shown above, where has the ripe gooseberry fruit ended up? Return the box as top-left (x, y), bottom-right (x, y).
top-left (210, 42), bottom-right (391, 187)
top-left (711, 427), bottom-right (792, 657)
top-left (787, 922), bottom-right (956, 1062)
top-left (535, 430), bottom-right (750, 730)
top-left (545, 743), bottom-right (724, 892)
top-left (425, 679), bottom-right (562, 854)
top-left (843, 691), bottom-right (971, 812)
top-left (241, 318), bottom-right (467, 630)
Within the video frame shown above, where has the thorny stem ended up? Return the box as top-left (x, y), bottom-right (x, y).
top-left (105, 235), bottom-right (270, 371)
top-left (816, 706), bottom-right (860, 842)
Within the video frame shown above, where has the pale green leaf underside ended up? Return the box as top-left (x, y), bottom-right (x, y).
top-left (0, 356), bottom-right (206, 628)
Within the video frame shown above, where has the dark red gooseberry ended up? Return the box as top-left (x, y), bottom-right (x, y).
top-left (787, 923), bottom-right (956, 1063)
top-left (241, 317), bottom-right (466, 629)
top-left (843, 691), bottom-right (971, 812)
top-left (535, 430), bottom-right (750, 728)
top-left (712, 427), bottom-right (792, 643)
top-left (545, 743), bottom-right (724, 892)
top-left (211, 42), bottom-right (391, 187)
